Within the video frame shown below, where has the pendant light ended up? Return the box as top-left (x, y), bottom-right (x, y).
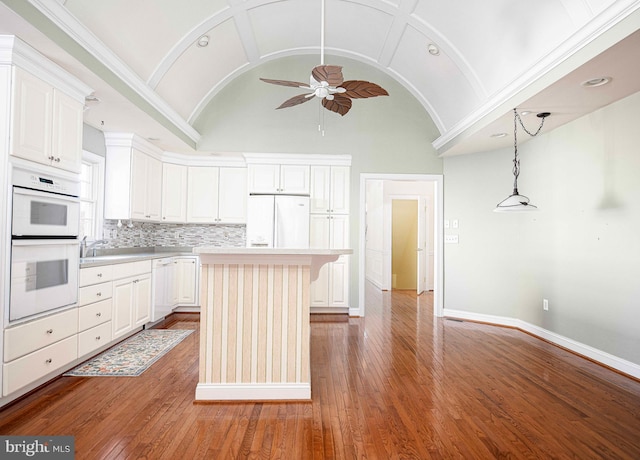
top-left (494, 109), bottom-right (550, 212)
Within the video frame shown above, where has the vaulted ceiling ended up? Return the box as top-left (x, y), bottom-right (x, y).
top-left (1, 0), bottom-right (639, 156)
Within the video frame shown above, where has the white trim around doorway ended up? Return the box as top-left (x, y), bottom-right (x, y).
top-left (357, 173), bottom-right (444, 318)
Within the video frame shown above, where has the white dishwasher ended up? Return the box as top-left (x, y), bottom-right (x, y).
top-left (151, 258), bottom-right (174, 322)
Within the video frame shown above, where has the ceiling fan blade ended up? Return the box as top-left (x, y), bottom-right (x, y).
top-left (340, 80), bottom-right (389, 98)
top-left (260, 78), bottom-right (310, 88)
top-left (322, 94), bottom-right (352, 116)
top-left (276, 93), bottom-right (315, 109)
top-left (312, 65), bottom-right (344, 86)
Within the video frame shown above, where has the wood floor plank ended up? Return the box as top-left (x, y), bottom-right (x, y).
top-left (1, 293), bottom-right (640, 458)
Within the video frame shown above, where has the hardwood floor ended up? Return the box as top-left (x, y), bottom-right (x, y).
top-left (1, 285), bottom-right (640, 459)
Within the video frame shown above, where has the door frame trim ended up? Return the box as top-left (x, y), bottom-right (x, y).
top-left (357, 173), bottom-right (444, 318)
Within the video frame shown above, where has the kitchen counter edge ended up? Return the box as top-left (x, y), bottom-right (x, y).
top-left (79, 251), bottom-right (196, 268)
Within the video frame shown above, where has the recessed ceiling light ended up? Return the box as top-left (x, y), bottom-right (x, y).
top-left (197, 35), bottom-right (209, 47)
top-left (427, 43), bottom-right (440, 56)
top-left (581, 77), bottom-right (611, 87)
top-left (490, 133), bottom-right (508, 138)
top-left (520, 110), bottom-right (531, 116)
top-left (147, 137), bottom-right (160, 141)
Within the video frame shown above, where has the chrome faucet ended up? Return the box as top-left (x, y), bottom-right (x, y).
top-left (80, 237), bottom-right (108, 258)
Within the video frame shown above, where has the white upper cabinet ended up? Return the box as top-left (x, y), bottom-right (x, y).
top-left (218, 167), bottom-right (247, 223)
top-left (130, 149), bottom-right (161, 221)
top-left (310, 165), bottom-right (350, 214)
top-left (51, 89), bottom-right (84, 173)
top-left (10, 67), bottom-right (84, 173)
top-left (104, 134), bottom-right (163, 222)
top-left (247, 164), bottom-right (309, 194)
top-left (187, 166), bottom-right (246, 224)
top-left (187, 166), bottom-right (219, 223)
top-left (161, 163), bottom-right (188, 223)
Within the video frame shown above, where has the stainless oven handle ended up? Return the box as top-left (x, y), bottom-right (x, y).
top-left (12, 186), bottom-right (80, 202)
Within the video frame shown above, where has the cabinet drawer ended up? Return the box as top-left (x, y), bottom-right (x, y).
top-left (79, 281), bottom-right (113, 306)
top-left (78, 322), bottom-right (112, 357)
top-left (116, 260), bottom-right (152, 279)
top-left (78, 298), bottom-right (113, 331)
top-left (80, 265), bottom-right (113, 286)
top-left (4, 309), bottom-right (78, 362)
top-left (3, 335), bottom-right (77, 397)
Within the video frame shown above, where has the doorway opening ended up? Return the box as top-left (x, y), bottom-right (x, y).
top-left (391, 197), bottom-right (427, 293)
top-left (358, 173), bottom-right (443, 318)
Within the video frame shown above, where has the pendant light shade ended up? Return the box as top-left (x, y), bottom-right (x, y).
top-left (494, 191), bottom-right (537, 212)
top-left (494, 109), bottom-right (549, 212)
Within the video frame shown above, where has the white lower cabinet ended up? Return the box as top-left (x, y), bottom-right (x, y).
top-left (78, 322), bottom-right (112, 357)
top-left (78, 264), bottom-right (114, 359)
top-left (3, 308), bottom-right (78, 362)
top-left (310, 256), bottom-right (350, 310)
top-left (112, 264), bottom-right (151, 340)
top-left (2, 308), bottom-right (79, 397)
top-left (3, 335), bottom-right (78, 397)
top-left (175, 257), bottom-right (199, 305)
top-left (309, 214), bottom-right (350, 311)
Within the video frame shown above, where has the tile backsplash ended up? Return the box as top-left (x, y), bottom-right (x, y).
top-left (101, 220), bottom-right (245, 249)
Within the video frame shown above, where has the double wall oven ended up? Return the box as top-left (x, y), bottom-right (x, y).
top-left (9, 167), bottom-right (80, 323)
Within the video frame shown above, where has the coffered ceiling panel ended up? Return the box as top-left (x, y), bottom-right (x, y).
top-left (63, 0), bottom-right (227, 82)
top-left (249, 2), bottom-right (322, 57)
top-left (389, 24), bottom-right (482, 130)
top-left (154, 18), bottom-right (249, 121)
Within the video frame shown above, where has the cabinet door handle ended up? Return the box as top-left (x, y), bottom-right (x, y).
top-left (96, 292), bottom-right (102, 297)
top-left (46, 329), bottom-right (53, 334)
top-left (96, 312), bottom-right (102, 317)
top-left (45, 358), bottom-right (52, 364)
top-left (48, 155), bottom-right (55, 161)
top-left (97, 273), bottom-right (103, 278)
top-left (96, 336), bottom-right (101, 341)
top-left (54, 157), bottom-right (61, 162)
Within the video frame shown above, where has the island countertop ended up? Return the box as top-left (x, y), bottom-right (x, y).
top-left (193, 247), bottom-right (352, 255)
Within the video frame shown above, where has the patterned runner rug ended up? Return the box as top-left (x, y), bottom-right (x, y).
top-left (64, 329), bottom-right (194, 377)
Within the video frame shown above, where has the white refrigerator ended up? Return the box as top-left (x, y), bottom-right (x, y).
top-left (246, 194), bottom-right (310, 248)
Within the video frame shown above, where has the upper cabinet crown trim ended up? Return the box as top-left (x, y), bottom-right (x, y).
top-left (0, 35), bottom-right (92, 102)
top-left (104, 132), bottom-right (164, 160)
top-left (244, 153), bottom-right (352, 166)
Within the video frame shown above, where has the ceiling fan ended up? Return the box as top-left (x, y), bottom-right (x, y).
top-left (260, 0), bottom-right (388, 116)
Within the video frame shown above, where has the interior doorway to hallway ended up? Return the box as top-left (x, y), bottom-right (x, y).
top-left (358, 173), bottom-right (443, 318)
top-left (391, 198), bottom-right (427, 294)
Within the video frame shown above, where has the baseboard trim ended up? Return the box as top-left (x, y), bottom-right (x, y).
top-left (195, 383), bottom-right (311, 401)
top-left (443, 309), bottom-right (640, 380)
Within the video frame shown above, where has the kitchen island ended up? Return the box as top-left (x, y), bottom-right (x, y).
top-left (193, 247), bottom-right (351, 401)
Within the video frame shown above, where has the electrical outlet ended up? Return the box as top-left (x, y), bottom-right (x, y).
top-left (444, 234), bottom-right (459, 244)
top-left (543, 299), bottom-right (549, 311)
